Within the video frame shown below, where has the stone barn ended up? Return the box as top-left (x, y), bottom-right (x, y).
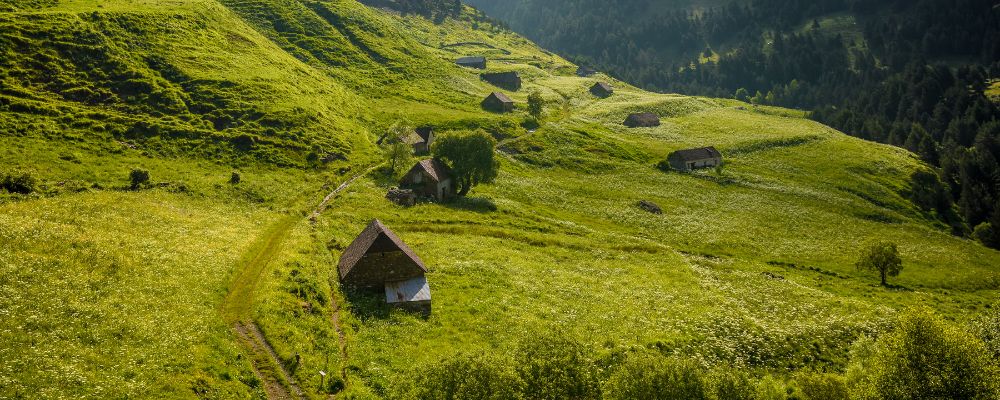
top-left (400, 158), bottom-right (456, 202)
top-left (624, 112), bottom-right (660, 128)
top-left (413, 126), bottom-right (434, 154)
top-left (576, 66), bottom-right (596, 77)
top-left (338, 220), bottom-right (431, 313)
top-left (482, 92), bottom-right (514, 113)
top-left (456, 56), bottom-right (487, 69)
top-left (481, 71), bottom-right (522, 91)
top-left (590, 82), bottom-right (614, 98)
top-left (667, 146), bottom-right (723, 171)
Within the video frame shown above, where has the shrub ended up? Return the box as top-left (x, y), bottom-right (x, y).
top-left (604, 355), bottom-right (708, 400)
top-left (794, 372), bottom-right (848, 400)
top-left (847, 308), bottom-right (1000, 400)
top-left (404, 353), bottom-right (522, 400)
top-left (230, 171), bottom-right (241, 185)
top-left (974, 222), bottom-right (998, 249)
top-left (515, 333), bottom-right (600, 400)
top-left (972, 304), bottom-right (1000, 361)
top-left (707, 367), bottom-right (757, 400)
top-left (129, 168), bottom-right (150, 189)
top-left (1, 169), bottom-right (39, 194)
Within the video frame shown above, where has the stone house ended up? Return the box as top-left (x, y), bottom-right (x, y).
top-left (338, 219), bottom-right (431, 314)
top-left (667, 146), bottom-right (723, 171)
top-left (481, 71), bottom-right (522, 91)
top-left (456, 56), bottom-right (487, 69)
top-left (482, 91), bottom-right (514, 113)
top-left (399, 158), bottom-right (456, 202)
top-left (590, 82), bottom-right (613, 98)
top-left (624, 112), bottom-right (660, 127)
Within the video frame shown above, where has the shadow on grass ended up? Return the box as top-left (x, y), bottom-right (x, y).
top-left (444, 196), bottom-right (497, 213)
top-left (882, 283), bottom-right (914, 292)
top-left (344, 289), bottom-right (431, 321)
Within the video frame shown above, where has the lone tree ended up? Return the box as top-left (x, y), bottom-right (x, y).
top-left (856, 241), bottom-right (903, 286)
top-left (381, 122), bottom-right (414, 176)
top-left (432, 130), bottom-right (499, 196)
top-left (527, 91), bottom-right (544, 120)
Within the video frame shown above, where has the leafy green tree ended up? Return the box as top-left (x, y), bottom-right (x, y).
top-left (432, 130), bottom-right (499, 196)
top-left (527, 91), bottom-right (544, 120)
top-left (855, 241), bottom-right (903, 286)
top-left (734, 88), bottom-right (749, 102)
top-left (847, 309), bottom-right (1000, 400)
top-left (381, 122), bottom-right (415, 176)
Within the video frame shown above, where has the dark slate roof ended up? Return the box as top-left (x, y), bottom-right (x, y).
top-left (337, 219), bottom-right (427, 280)
top-left (482, 71), bottom-right (519, 79)
top-left (456, 56), bottom-right (486, 64)
top-left (407, 158), bottom-right (452, 182)
top-left (415, 126), bottom-right (433, 142)
top-left (592, 82), bottom-right (613, 92)
top-left (376, 131), bottom-right (424, 146)
top-left (488, 91), bottom-right (513, 103)
top-left (671, 146), bottom-right (722, 161)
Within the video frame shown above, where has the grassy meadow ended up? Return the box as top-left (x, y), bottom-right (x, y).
top-left (0, 0), bottom-right (998, 399)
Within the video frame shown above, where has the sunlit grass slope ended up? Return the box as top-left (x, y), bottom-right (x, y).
top-left (307, 7), bottom-right (1000, 397)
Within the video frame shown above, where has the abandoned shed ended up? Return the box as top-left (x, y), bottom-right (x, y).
top-left (576, 65), bottom-right (596, 77)
top-left (338, 219), bottom-right (431, 312)
top-left (667, 146), bottom-right (723, 171)
top-left (624, 112), bottom-right (660, 128)
top-left (590, 82), bottom-right (614, 98)
top-left (400, 158), bottom-right (456, 202)
top-left (376, 126), bottom-right (435, 154)
top-left (481, 71), bottom-right (522, 91)
top-left (482, 91), bottom-right (514, 113)
top-left (414, 126), bottom-right (434, 154)
top-left (456, 56), bottom-right (487, 69)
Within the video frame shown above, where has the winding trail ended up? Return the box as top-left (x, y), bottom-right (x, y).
top-left (222, 166), bottom-right (377, 399)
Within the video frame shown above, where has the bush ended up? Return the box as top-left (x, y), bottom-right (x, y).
top-left (129, 168), bottom-right (150, 189)
top-left (794, 372), bottom-right (848, 400)
top-left (516, 333), bottom-right (600, 400)
top-left (974, 222), bottom-right (998, 249)
top-left (847, 308), bottom-right (1000, 400)
top-left (404, 353), bottom-right (522, 400)
top-left (707, 368), bottom-right (757, 400)
top-left (1, 169), bottom-right (39, 194)
top-left (230, 171), bottom-right (241, 185)
top-left (972, 305), bottom-right (1000, 361)
top-left (604, 355), bottom-right (708, 400)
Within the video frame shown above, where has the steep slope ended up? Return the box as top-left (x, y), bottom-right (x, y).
top-left (0, 1), bottom-right (998, 399)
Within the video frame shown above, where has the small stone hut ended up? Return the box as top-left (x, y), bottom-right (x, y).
top-left (400, 158), bottom-right (456, 201)
top-left (482, 91), bottom-right (514, 113)
top-left (456, 56), bottom-right (487, 69)
top-left (667, 146), bottom-right (723, 171)
top-left (338, 220), bottom-right (431, 313)
top-left (624, 112), bottom-right (660, 128)
top-left (590, 82), bottom-right (614, 98)
top-left (413, 126), bottom-right (434, 154)
top-left (481, 71), bottom-right (522, 91)
top-left (576, 66), bottom-right (597, 77)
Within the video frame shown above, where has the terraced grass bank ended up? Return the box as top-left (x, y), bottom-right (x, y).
top-left (1, 0), bottom-right (999, 399)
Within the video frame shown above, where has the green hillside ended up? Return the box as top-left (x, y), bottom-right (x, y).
top-left (1, 0), bottom-right (998, 399)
